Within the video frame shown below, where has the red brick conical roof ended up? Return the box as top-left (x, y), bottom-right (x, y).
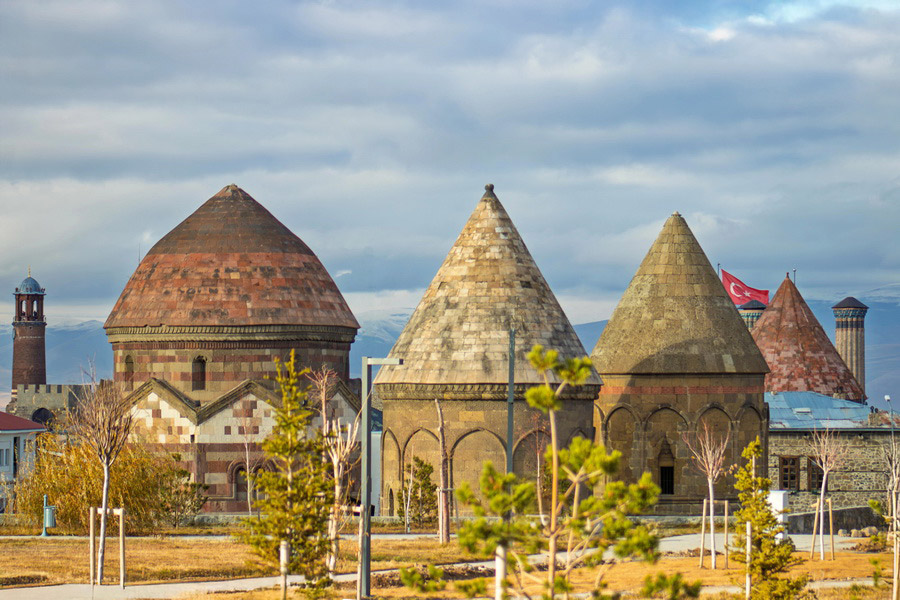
top-left (105, 185), bottom-right (359, 330)
top-left (751, 276), bottom-right (864, 401)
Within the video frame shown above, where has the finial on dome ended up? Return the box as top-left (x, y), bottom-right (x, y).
top-left (27, 266), bottom-right (31, 277)
top-left (485, 183), bottom-right (494, 192)
top-left (672, 211), bottom-right (681, 217)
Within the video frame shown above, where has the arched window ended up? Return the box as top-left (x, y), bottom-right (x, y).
top-left (192, 356), bottom-right (207, 391)
top-left (388, 489), bottom-right (395, 517)
top-left (235, 467), bottom-right (249, 502)
top-left (124, 356), bottom-right (135, 391)
top-left (658, 440), bottom-right (675, 495)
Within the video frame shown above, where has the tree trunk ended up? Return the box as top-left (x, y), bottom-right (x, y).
top-left (97, 461), bottom-right (110, 584)
top-left (707, 477), bottom-right (717, 569)
top-left (819, 472), bottom-right (828, 560)
top-left (245, 444), bottom-right (254, 518)
top-left (547, 410), bottom-right (559, 598)
top-left (435, 400), bottom-right (450, 544)
top-left (328, 470), bottom-right (341, 577)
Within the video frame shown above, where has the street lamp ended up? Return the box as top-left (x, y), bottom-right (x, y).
top-left (357, 355), bottom-right (402, 600)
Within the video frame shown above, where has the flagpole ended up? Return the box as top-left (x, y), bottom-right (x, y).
top-left (717, 263), bottom-right (721, 278)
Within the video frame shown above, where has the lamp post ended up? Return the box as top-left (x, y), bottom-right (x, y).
top-left (357, 355), bottom-right (402, 600)
top-left (506, 327), bottom-right (515, 476)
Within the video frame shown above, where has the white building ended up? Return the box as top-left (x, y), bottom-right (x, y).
top-left (0, 412), bottom-right (45, 511)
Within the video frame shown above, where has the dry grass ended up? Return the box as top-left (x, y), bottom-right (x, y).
top-left (0, 535), bottom-right (472, 588)
top-left (164, 551), bottom-right (895, 600)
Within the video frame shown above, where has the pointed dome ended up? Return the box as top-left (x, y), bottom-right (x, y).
top-left (751, 276), bottom-right (865, 400)
top-left (375, 185), bottom-right (600, 390)
top-left (105, 185), bottom-right (359, 330)
top-left (592, 213), bottom-right (768, 374)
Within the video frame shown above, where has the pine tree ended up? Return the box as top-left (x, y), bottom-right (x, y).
top-left (732, 437), bottom-right (807, 600)
top-left (240, 351), bottom-right (333, 586)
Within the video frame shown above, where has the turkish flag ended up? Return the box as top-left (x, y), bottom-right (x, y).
top-left (721, 270), bottom-right (769, 305)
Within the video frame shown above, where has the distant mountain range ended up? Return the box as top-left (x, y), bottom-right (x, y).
top-left (1, 300), bottom-right (896, 411)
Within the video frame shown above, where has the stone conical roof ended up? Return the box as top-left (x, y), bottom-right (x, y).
top-left (374, 185), bottom-right (600, 392)
top-left (752, 276), bottom-right (865, 400)
top-left (105, 185), bottom-right (359, 330)
top-left (592, 212), bottom-right (769, 374)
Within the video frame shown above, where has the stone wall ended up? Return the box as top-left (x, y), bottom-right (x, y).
top-left (596, 373), bottom-right (768, 515)
top-left (111, 338), bottom-right (351, 403)
top-left (381, 397), bottom-right (593, 517)
top-left (769, 430), bottom-right (892, 512)
top-left (7, 383), bottom-right (88, 423)
top-left (785, 505), bottom-right (882, 534)
top-left (130, 379), bottom-right (359, 513)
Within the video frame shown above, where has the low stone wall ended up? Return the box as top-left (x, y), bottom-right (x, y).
top-left (785, 505), bottom-right (882, 534)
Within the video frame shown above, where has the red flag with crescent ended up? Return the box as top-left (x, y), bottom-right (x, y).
top-left (721, 270), bottom-right (769, 305)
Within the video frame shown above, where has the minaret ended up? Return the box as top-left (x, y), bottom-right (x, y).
top-left (832, 297), bottom-right (868, 395)
top-left (738, 299), bottom-right (766, 330)
top-left (12, 271), bottom-right (47, 401)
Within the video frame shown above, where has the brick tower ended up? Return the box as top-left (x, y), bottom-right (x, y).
top-left (592, 212), bottom-right (769, 514)
top-left (738, 299), bottom-right (766, 330)
top-left (374, 184), bottom-right (601, 516)
top-left (832, 297), bottom-right (868, 395)
top-left (12, 271), bottom-right (47, 401)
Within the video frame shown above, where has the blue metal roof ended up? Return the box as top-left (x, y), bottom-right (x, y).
top-left (767, 391), bottom-right (875, 430)
top-left (16, 276), bottom-right (43, 295)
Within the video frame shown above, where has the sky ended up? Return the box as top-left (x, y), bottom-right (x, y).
top-left (1, 0), bottom-right (899, 328)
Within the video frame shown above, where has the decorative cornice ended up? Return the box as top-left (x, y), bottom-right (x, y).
top-left (106, 324), bottom-right (357, 344)
top-left (376, 382), bottom-right (600, 402)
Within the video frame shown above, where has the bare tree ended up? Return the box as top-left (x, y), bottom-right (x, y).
top-left (808, 428), bottom-right (851, 560)
top-left (308, 367), bottom-right (360, 577)
top-left (71, 376), bottom-right (133, 584)
top-left (434, 399), bottom-right (450, 544)
top-left (528, 412), bottom-right (550, 525)
top-left (236, 399), bottom-right (261, 518)
top-left (682, 420), bottom-right (730, 569)
top-left (880, 435), bottom-right (900, 600)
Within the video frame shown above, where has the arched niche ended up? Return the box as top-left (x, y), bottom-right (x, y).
top-left (605, 407), bottom-right (637, 482)
top-left (451, 429), bottom-right (505, 504)
top-left (513, 429), bottom-right (550, 482)
top-left (382, 429), bottom-right (401, 516)
top-left (645, 407), bottom-right (690, 496)
top-left (736, 407), bottom-right (763, 471)
top-left (697, 406), bottom-right (734, 494)
top-left (402, 428), bottom-right (441, 492)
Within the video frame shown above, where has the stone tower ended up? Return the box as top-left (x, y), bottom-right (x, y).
top-left (592, 213), bottom-right (769, 514)
top-left (105, 185), bottom-right (360, 512)
top-left (832, 297), bottom-right (868, 395)
top-left (12, 272), bottom-right (47, 400)
top-left (751, 276), bottom-right (865, 402)
top-left (374, 185), bottom-right (601, 516)
top-left (738, 299), bottom-right (766, 330)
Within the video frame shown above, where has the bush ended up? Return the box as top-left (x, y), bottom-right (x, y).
top-left (11, 433), bottom-right (201, 534)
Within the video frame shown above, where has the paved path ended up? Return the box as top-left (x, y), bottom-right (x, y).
top-left (0, 533), bottom-right (871, 599)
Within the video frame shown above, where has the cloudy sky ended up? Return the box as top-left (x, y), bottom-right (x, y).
top-left (1, 0), bottom-right (899, 327)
